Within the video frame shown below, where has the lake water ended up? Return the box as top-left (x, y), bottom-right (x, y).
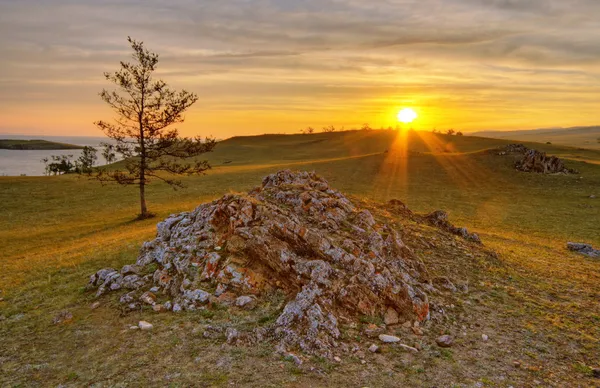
top-left (0, 135), bottom-right (112, 176)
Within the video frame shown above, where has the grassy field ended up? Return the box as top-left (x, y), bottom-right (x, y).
top-left (1, 130), bottom-right (599, 386)
top-left (0, 139), bottom-right (85, 150)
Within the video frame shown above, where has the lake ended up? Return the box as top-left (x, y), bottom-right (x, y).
top-left (0, 135), bottom-right (112, 176)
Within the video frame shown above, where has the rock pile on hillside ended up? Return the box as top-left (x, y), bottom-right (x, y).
top-left (498, 144), bottom-right (578, 174)
top-left (516, 149), bottom-right (578, 174)
top-left (87, 170), bottom-right (435, 356)
top-left (424, 210), bottom-right (482, 244)
top-left (567, 242), bottom-right (600, 258)
top-left (386, 200), bottom-right (481, 244)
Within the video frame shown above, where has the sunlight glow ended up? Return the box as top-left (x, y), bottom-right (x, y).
top-left (397, 108), bottom-right (418, 124)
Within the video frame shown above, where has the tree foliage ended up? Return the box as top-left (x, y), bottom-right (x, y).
top-left (94, 37), bottom-right (216, 218)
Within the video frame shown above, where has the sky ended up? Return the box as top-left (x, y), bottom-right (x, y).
top-left (1, 0), bottom-right (599, 138)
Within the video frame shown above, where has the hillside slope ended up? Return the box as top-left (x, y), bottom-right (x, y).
top-left (472, 126), bottom-right (600, 150)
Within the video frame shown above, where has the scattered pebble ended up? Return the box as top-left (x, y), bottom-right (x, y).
top-left (482, 334), bottom-right (489, 342)
top-left (130, 325), bottom-right (139, 330)
top-left (333, 356), bottom-right (342, 363)
top-left (138, 321), bottom-right (153, 331)
top-left (398, 344), bottom-right (418, 353)
top-left (90, 302), bottom-right (101, 310)
top-left (436, 335), bottom-right (453, 348)
top-left (368, 344), bottom-right (380, 353)
top-left (379, 334), bottom-right (401, 343)
top-left (513, 360), bottom-right (521, 368)
top-left (52, 311), bottom-right (73, 325)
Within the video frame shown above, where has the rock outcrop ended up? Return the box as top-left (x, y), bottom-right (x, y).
top-left (424, 210), bottom-right (481, 244)
top-left (567, 242), bottom-right (600, 258)
top-left (516, 149), bottom-right (578, 174)
top-left (87, 170), bottom-right (433, 356)
top-left (497, 144), bottom-right (578, 174)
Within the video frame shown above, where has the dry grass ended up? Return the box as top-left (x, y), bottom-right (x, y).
top-left (1, 130), bottom-right (599, 386)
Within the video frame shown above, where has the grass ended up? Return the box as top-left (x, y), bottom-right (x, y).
top-left (1, 129), bottom-right (599, 386)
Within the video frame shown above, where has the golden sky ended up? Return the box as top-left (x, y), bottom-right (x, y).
top-left (1, 1), bottom-right (600, 138)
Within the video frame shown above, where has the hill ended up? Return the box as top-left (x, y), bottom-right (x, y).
top-left (1, 130), bottom-right (599, 386)
top-left (0, 139), bottom-right (85, 150)
top-left (472, 126), bottom-right (600, 150)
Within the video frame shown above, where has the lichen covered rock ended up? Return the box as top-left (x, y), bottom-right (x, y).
top-left (87, 170), bottom-right (433, 356)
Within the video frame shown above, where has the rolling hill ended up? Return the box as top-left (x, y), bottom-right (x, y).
top-left (472, 126), bottom-right (600, 150)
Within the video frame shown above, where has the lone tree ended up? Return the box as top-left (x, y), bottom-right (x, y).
top-left (94, 37), bottom-right (216, 219)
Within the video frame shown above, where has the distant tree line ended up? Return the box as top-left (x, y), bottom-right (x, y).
top-left (41, 146), bottom-right (98, 175)
top-left (432, 128), bottom-right (463, 136)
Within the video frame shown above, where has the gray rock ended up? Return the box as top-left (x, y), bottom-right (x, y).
top-left (225, 327), bottom-right (239, 344)
top-left (138, 321), bottom-right (153, 330)
top-left (379, 334), bottom-right (401, 343)
top-left (286, 353), bottom-right (303, 365)
top-left (235, 295), bottom-right (256, 309)
top-left (368, 344), bottom-right (380, 353)
top-left (436, 335), bottom-right (453, 348)
top-left (383, 307), bottom-right (399, 325)
top-left (567, 242), bottom-right (600, 258)
top-left (398, 343), bottom-right (418, 353)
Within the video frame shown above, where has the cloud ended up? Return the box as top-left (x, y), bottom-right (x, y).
top-left (0, 0), bottom-right (599, 135)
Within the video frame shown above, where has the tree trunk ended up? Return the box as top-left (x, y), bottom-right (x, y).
top-left (139, 178), bottom-right (148, 218)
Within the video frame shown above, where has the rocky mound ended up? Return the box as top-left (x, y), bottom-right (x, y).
top-left (88, 171), bottom-right (436, 356)
top-left (497, 144), bottom-right (578, 174)
top-left (516, 149), bottom-right (578, 174)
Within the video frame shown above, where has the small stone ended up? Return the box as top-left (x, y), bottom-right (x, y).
top-left (436, 335), bottom-right (453, 348)
top-left (402, 321), bottom-right (412, 328)
top-left (225, 328), bottom-right (239, 344)
top-left (52, 311), bottom-right (73, 325)
top-left (90, 302), bottom-right (101, 310)
top-left (149, 286), bottom-right (160, 293)
top-left (361, 360), bottom-right (366, 364)
top-left (286, 353), bottom-right (302, 365)
top-left (591, 368), bottom-right (600, 378)
top-left (398, 344), bottom-right (418, 353)
top-left (130, 325), bottom-right (139, 330)
top-left (152, 304), bottom-right (166, 312)
top-left (172, 303), bottom-right (182, 313)
top-left (164, 301), bottom-right (172, 310)
top-left (138, 321), bottom-right (153, 331)
top-left (383, 307), bottom-right (399, 325)
top-left (379, 334), bottom-right (401, 343)
top-left (513, 360), bottom-right (521, 368)
top-left (235, 295), bottom-right (256, 309)
top-left (482, 334), bottom-right (489, 341)
top-left (411, 326), bottom-right (424, 336)
top-left (590, 195), bottom-right (597, 199)
top-left (368, 344), bottom-right (380, 353)
top-left (140, 291), bottom-right (157, 305)
top-left (333, 356), bottom-right (342, 363)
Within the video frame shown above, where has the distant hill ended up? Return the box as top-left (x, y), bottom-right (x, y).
top-left (0, 139), bottom-right (85, 150)
top-left (471, 126), bottom-right (600, 150)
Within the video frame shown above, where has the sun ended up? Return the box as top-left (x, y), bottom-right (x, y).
top-left (397, 108), bottom-right (418, 124)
